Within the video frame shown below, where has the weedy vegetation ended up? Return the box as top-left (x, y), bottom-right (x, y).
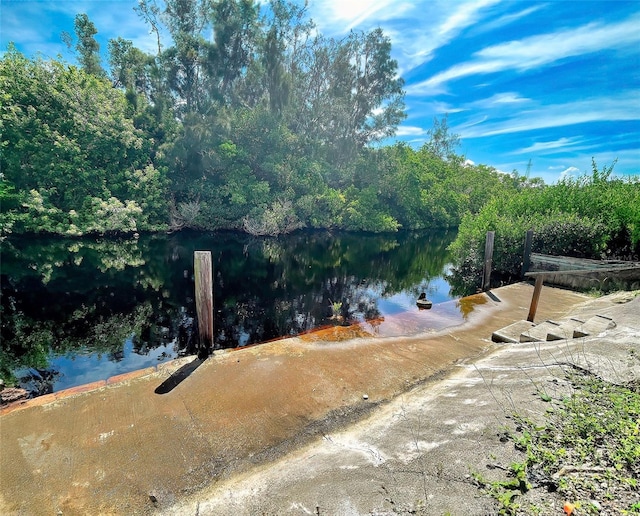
top-left (474, 365), bottom-right (640, 515)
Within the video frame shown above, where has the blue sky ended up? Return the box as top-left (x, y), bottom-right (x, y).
top-left (1, 0), bottom-right (639, 183)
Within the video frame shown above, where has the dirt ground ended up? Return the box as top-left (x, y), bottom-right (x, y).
top-left (1, 283), bottom-right (637, 515)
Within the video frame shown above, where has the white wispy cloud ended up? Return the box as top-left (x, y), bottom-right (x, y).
top-left (437, 0), bottom-right (500, 38)
top-left (515, 137), bottom-right (584, 154)
top-left (459, 91), bottom-right (640, 138)
top-left (410, 13), bottom-right (640, 95)
top-left (485, 92), bottom-right (530, 105)
top-left (391, 0), bottom-right (501, 73)
top-left (405, 99), bottom-right (463, 116)
top-left (470, 4), bottom-right (545, 35)
top-left (308, 0), bottom-right (412, 32)
top-left (455, 115), bottom-right (489, 131)
top-left (466, 92), bottom-right (531, 110)
top-left (396, 125), bottom-right (427, 137)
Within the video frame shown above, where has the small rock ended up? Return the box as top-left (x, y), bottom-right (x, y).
top-left (363, 394), bottom-right (369, 400)
top-left (149, 494), bottom-right (158, 504)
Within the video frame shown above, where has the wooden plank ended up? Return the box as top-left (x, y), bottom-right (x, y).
top-left (525, 265), bottom-right (640, 277)
top-left (194, 251), bottom-right (214, 354)
top-left (482, 231), bottom-right (495, 291)
top-left (529, 253), bottom-right (632, 272)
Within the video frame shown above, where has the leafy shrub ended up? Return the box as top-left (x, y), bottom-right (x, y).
top-left (343, 186), bottom-right (400, 232)
top-left (533, 213), bottom-right (607, 257)
top-left (243, 199), bottom-right (305, 236)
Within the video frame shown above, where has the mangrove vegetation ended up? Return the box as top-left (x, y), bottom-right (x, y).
top-left (1, 0), bottom-right (638, 273)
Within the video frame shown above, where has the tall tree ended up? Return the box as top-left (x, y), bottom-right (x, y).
top-left (287, 27), bottom-right (405, 176)
top-left (206, 0), bottom-right (260, 106)
top-left (107, 36), bottom-right (176, 157)
top-left (108, 37), bottom-right (152, 94)
top-left (71, 13), bottom-right (105, 77)
top-left (156, 0), bottom-right (212, 115)
top-left (425, 114), bottom-right (460, 161)
top-left (135, 0), bottom-right (164, 56)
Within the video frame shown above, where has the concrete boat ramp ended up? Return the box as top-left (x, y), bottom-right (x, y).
top-left (1, 283), bottom-right (638, 515)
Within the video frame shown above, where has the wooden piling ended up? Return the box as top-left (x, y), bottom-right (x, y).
top-left (527, 275), bottom-right (544, 322)
top-left (194, 251), bottom-right (214, 350)
top-left (482, 231), bottom-right (495, 291)
top-left (522, 229), bottom-right (533, 278)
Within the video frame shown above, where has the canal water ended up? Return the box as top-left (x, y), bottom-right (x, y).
top-left (1, 230), bottom-right (466, 396)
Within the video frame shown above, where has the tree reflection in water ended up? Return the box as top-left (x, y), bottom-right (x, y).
top-left (1, 230), bottom-right (457, 395)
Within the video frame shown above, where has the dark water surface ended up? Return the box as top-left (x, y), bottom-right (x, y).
top-left (1, 230), bottom-right (464, 395)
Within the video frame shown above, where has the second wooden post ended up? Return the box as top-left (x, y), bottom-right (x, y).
top-left (522, 229), bottom-right (534, 278)
top-left (482, 231), bottom-right (495, 291)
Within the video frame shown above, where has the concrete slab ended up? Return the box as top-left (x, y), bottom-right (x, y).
top-left (3, 283), bottom-right (631, 516)
top-left (491, 320), bottom-right (535, 343)
top-left (169, 291), bottom-right (640, 516)
top-left (520, 320), bottom-right (561, 342)
top-left (546, 317), bottom-right (586, 341)
top-left (574, 314), bottom-right (616, 338)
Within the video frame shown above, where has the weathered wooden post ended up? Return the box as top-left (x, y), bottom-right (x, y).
top-left (482, 231), bottom-right (495, 291)
top-left (194, 251), bottom-right (214, 353)
top-left (522, 229), bottom-right (533, 278)
top-left (527, 275), bottom-right (544, 322)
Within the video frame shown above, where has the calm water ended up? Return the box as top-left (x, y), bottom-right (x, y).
top-left (1, 230), bottom-right (464, 395)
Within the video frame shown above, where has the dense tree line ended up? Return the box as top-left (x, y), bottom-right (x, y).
top-left (0, 0), bottom-right (534, 238)
top-left (449, 160), bottom-right (640, 293)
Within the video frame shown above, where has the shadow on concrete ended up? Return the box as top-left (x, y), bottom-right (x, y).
top-left (155, 357), bottom-right (205, 394)
top-left (486, 290), bottom-right (501, 303)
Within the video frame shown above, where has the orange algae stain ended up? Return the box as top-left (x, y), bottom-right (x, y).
top-left (299, 324), bottom-right (375, 342)
top-left (107, 367), bottom-right (156, 385)
top-left (456, 293), bottom-right (487, 319)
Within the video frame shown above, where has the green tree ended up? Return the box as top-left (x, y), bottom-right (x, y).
top-left (160, 0), bottom-right (211, 116)
top-left (207, 0), bottom-right (260, 106)
top-left (424, 114), bottom-right (460, 161)
top-left (63, 13), bottom-right (106, 77)
top-left (0, 47), bottom-right (167, 235)
top-left (108, 37), bottom-right (152, 93)
top-left (287, 27), bottom-right (405, 175)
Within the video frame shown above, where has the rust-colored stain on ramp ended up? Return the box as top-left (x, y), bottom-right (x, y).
top-left (0, 283), bottom-right (589, 515)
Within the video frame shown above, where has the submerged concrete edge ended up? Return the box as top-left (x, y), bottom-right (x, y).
top-left (0, 288), bottom-right (497, 416)
top-left (0, 358), bottom-right (199, 416)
